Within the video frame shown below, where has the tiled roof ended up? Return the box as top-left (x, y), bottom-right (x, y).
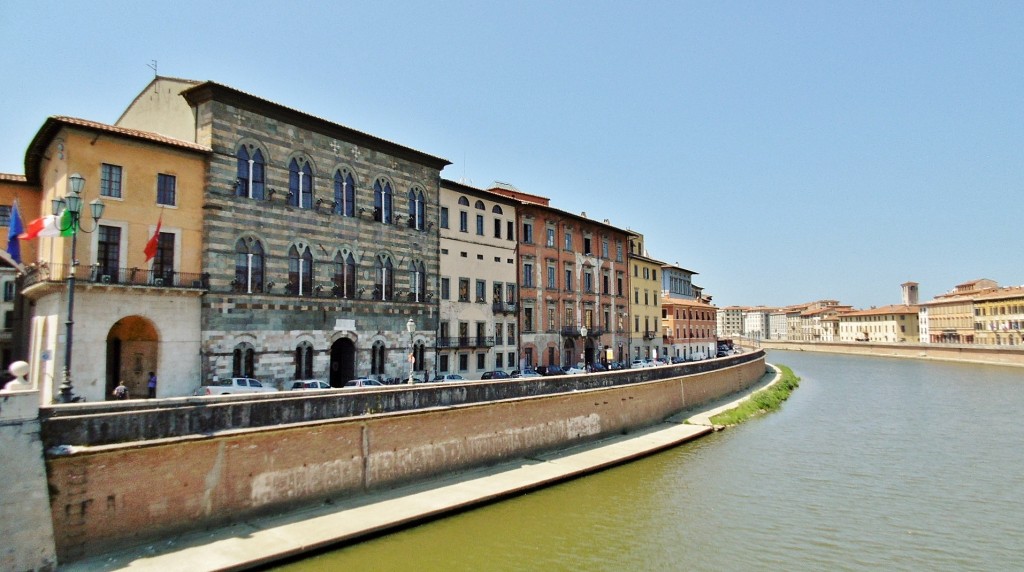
top-left (842, 304), bottom-right (919, 317)
top-left (24, 116), bottom-right (211, 184)
top-left (973, 286), bottom-right (1024, 302)
top-left (0, 173), bottom-right (28, 183)
top-left (52, 116), bottom-right (210, 152)
top-left (180, 81), bottom-right (450, 170)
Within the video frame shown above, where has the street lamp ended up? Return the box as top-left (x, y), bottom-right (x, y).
top-left (54, 173), bottom-right (104, 403)
top-left (579, 325), bottom-right (588, 368)
top-left (406, 318), bottom-right (415, 384)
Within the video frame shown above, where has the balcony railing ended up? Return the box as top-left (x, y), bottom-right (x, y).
top-left (491, 302), bottom-right (518, 314)
top-left (644, 330), bottom-right (658, 340)
top-left (436, 336), bottom-right (495, 348)
top-left (21, 263), bottom-right (208, 290)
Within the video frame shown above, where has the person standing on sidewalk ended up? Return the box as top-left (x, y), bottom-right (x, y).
top-left (147, 371), bottom-right (157, 398)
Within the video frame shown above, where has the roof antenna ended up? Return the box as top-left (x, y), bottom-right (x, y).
top-left (147, 60), bottom-right (158, 77)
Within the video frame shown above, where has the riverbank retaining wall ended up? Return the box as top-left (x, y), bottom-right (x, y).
top-left (759, 341), bottom-right (1024, 367)
top-left (41, 353), bottom-right (765, 564)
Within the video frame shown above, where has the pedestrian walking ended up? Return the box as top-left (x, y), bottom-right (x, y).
top-left (147, 371), bottom-right (157, 398)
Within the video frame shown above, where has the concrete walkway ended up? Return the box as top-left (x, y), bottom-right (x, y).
top-left (66, 365), bottom-right (780, 572)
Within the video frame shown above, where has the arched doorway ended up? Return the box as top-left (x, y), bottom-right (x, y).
top-left (106, 316), bottom-right (159, 400)
top-left (330, 338), bottom-right (356, 387)
top-left (562, 337), bottom-right (575, 368)
top-left (584, 338), bottom-right (595, 367)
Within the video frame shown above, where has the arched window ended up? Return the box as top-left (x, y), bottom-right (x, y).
top-left (374, 255), bottom-right (394, 300)
top-left (374, 178), bottom-right (393, 223)
top-left (236, 146), bottom-right (265, 199)
top-left (407, 188), bottom-right (425, 230)
top-left (232, 342), bottom-right (255, 377)
top-left (491, 205), bottom-right (503, 214)
top-left (294, 341), bottom-right (314, 379)
top-left (234, 238), bottom-right (264, 293)
top-left (474, 200), bottom-right (485, 210)
top-left (333, 251), bottom-right (356, 298)
top-left (409, 260), bottom-right (426, 302)
top-left (458, 196), bottom-right (469, 206)
top-left (288, 245), bottom-right (313, 296)
top-left (288, 158), bottom-right (314, 209)
top-left (334, 169), bottom-right (355, 216)
top-left (371, 341), bottom-right (386, 375)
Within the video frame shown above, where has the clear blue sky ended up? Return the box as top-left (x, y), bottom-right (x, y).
top-left (3, 1), bottom-right (1022, 309)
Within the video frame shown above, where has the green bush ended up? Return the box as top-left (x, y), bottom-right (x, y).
top-left (710, 364), bottom-right (800, 426)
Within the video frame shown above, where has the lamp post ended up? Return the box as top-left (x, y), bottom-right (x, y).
top-left (54, 173), bottom-right (105, 403)
top-left (406, 318), bottom-right (415, 384)
top-left (579, 325), bottom-right (588, 368)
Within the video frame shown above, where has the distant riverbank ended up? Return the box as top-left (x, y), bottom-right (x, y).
top-left (756, 340), bottom-right (1024, 368)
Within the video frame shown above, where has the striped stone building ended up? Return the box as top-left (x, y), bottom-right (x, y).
top-left (118, 77), bottom-right (450, 386)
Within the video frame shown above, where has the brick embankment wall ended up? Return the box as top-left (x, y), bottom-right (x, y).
top-left (759, 341), bottom-right (1024, 367)
top-left (45, 355), bottom-right (765, 563)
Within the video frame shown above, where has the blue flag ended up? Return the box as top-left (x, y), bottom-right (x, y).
top-left (7, 200), bottom-right (24, 264)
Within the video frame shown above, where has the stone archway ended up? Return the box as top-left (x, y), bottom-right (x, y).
top-left (562, 337), bottom-right (575, 368)
top-left (106, 316), bottom-right (159, 400)
top-left (330, 338), bottom-right (356, 387)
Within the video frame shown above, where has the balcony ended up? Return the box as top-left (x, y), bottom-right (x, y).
top-left (491, 302), bottom-right (518, 315)
top-left (21, 263), bottom-right (208, 291)
top-left (436, 336), bottom-right (495, 348)
top-left (644, 330), bottom-right (658, 340)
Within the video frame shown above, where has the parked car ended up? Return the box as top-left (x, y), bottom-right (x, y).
top-left (590, 362), bottom-right (607, 372)
top-left (537, 365), bottom-right (567, 376)
top-left (437, 374), bottom-right (466, 382)
top-left (511, 369), bottom-right (542, 378)
top-left (343, 378), bottom-right (385, 388)
top-left (199, 377), bottom-right (278, 395)
top-left (481, 370), bottom-right (511, 380)
top-left (671, 356), bottom-right (686, 364)
top-left (565, 366), bottom-right (586, 375)
top-left (289, 380), bottom-right (332, 390)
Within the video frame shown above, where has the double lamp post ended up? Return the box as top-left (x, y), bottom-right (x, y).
top-left (54, 173), bottom-right (105, 403)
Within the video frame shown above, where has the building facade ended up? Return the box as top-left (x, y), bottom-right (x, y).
top-left (490, 185), bottom-right (629, 370)
top-left (661, 296), bottom-right (717, 360)
top-left (119, 77), bottom-right (450, 386)
top-left (972, 286), bottom-right (1024, 346)
top-left (838, 305), bottom-right (920, 342)
top-left (20, 116), bottom-right (209, 401)
top-left (627, 232), bottom-right (663, 361)
top-left (437, 180), bottom-right (518, 379)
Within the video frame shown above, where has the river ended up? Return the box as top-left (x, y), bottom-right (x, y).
top-left (273, 351), bottom-right (1024, 571)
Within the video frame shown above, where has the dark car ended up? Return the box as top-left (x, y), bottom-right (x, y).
top-left (590, 362), bottom-right (607, 372)
top-left (481, 370), bottom-right (511, 380)
top-left (538, 365), bottom-right (566, 376)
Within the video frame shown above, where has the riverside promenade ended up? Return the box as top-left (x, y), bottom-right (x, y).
top-left (66, 365), bottom-right (781, 572)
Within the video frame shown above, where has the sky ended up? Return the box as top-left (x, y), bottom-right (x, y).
top-left (2, 1), bottom-right (1022, 309)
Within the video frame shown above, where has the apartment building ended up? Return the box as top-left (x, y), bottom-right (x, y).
top-left (838, 305), bottom-right (919, 342)
top-left (972, 286), bottom-right (1024, 346)
top-left (627, 232), bottom-right (663, 361)
top-left (490, 184), bottom-right (629, 369)
top-left (437, 179), bottom-right (518, 379)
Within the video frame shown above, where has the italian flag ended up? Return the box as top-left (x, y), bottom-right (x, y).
top-left (19, 211), bottom-right (75, 240)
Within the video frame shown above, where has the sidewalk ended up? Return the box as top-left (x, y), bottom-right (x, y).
top-left (67, 366), bottom-right (780, 572)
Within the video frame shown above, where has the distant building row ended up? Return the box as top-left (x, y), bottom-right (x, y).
top-left (719, 279), bottom-right (1024, 347)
